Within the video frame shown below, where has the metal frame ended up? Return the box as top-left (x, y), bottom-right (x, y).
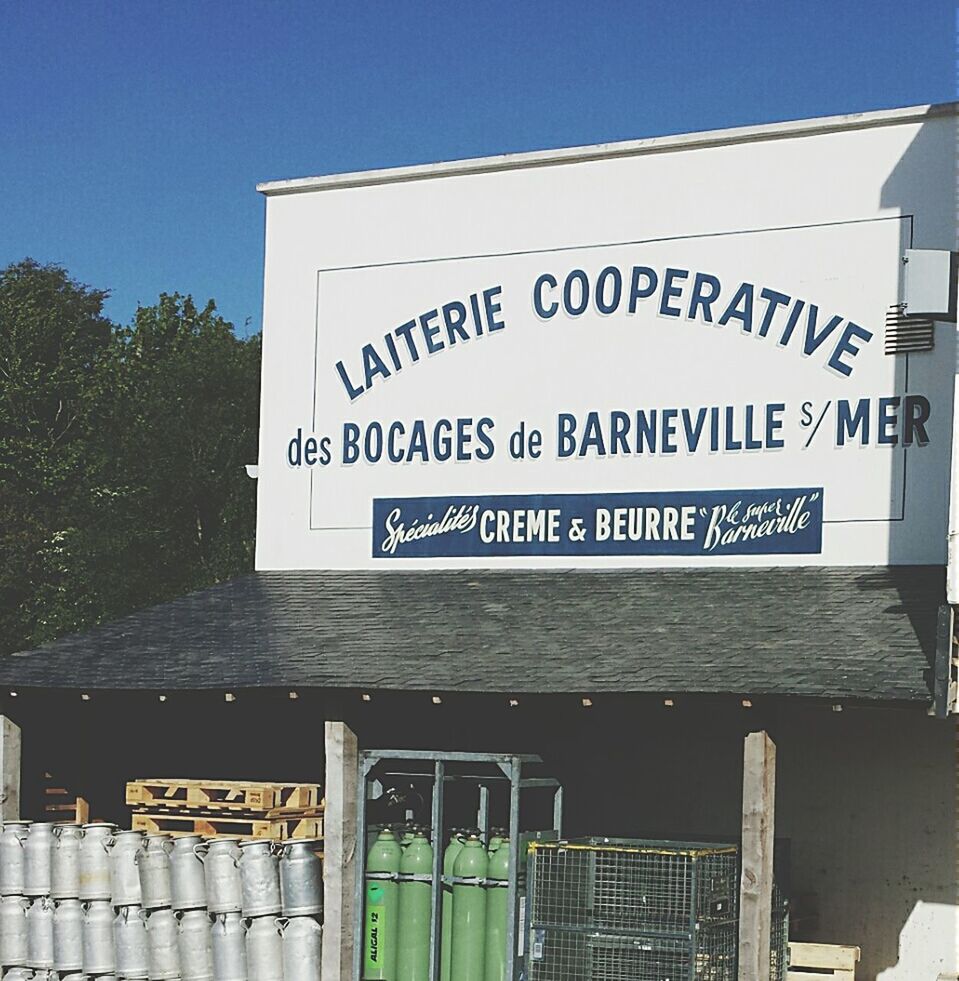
top-left (352, 749), bottom-right (563, 981)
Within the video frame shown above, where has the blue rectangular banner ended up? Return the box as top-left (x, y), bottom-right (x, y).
top-left (371, 488), bottom-right (823, 559)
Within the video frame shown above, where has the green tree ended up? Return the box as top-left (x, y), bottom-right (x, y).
top-left (0, 260), bottom-right (260, 655)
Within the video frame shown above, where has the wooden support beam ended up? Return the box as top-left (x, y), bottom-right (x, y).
top-left (0, 716), bottom-right (21, 821)
top-left (322, 720), bottom-right (358, 981)
top-left (738, 730), bottom-right (776, 981)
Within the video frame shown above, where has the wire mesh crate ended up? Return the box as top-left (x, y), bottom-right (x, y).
top-left (529, 839), bottom-right (739, 935)
top-left (527, 839), bottom-right (786, 981)
top-left (770, 900), bottom-right (789, 981)
top-left (529, 925), bottom-right (739, 981)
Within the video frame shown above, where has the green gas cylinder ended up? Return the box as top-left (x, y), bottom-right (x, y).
top-left (451, 836), bottom-right (489, 981)
top-left (486, 834), bottom-right (503, 856)
top-left (397, 832), bottom-right (434, 981)
top-left (364, 828), bottom-right (401, 980)
top-left (483, 839), bottom-right (509, 981)
top-left (440, 832), bottom-right (465, 981)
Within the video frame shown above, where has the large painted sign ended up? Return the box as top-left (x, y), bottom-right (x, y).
top-left (258, 115), bottom-right (957, 570)
top-left (266, 219), bottom-right (950, 568)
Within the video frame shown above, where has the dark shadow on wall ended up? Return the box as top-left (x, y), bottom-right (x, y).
top-left (880, 109), bottom-right (958, 568)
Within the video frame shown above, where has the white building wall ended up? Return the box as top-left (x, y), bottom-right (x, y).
top-left (256, 105), bottom-right (959, 572)
top-left (777, 709), bottom-right (955, 980)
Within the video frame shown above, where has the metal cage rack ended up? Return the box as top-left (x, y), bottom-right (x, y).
top-left (527, 838), bottom-right (787, 981)
top-left (353, 749), bottom-right (564, 981)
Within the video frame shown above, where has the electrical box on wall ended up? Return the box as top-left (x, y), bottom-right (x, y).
top-left (903, 249), bottom-right (957, 319)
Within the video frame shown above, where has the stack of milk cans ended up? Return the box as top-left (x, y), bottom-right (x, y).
top-left (0, 823), bottom-right (323, 981)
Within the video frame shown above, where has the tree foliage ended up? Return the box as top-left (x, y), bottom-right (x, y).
top-left (0, 259), bottom-right (260, 655)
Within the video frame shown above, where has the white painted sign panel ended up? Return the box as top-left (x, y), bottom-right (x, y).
top-left (257, 112), bottom-right (956, 570)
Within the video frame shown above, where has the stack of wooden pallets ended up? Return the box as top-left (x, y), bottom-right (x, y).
top-left (127, 777), bottom-right (324, 840)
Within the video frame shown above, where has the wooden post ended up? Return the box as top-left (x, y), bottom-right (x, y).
top-left (0, 716), bottom-right (21, 821)
top-left (738, 730), bottom-right (776, 981)
top-left (322, 721), bottom-right (358, 981)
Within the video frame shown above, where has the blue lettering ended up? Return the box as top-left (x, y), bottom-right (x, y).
top-left (484, 286), bottom-right (506, 332)
top-left (757, 289), bottom-right (791, 338)
top-left (766, 403), bottom-right (785, 448)
top-left (802, 306), bottom-right (843, 357)
top-left (628, 266), bottom-right (658, 312)
top-left (475, 418), bottom-right (495, 460)
top-left (659, 268), bottom-right (689, 318)
top-left (342, 422), bottom-right (361, 464)
top-left (877, 397), bottom-right (899, 445)
top-left (533, 274), bottom-right (558, 319)
top-left (335, 361), bottom-right (364, 401)
top-left (579, 412), bottom-right (607, 457)
top-left (563, 270), bottom-right (589, 316)
top-left (558, 413), bottom-right (577, 458)
top-left (595, 266), bottom-right (623, 314)
top-left (827, 321), bottom-right (873, 377)
top-left (837, 399), bottom-right (869, 445)
top-left (442, 301), bottom-right (469, 344)
top-left (718, 282), bottom-right (755, 333)
top-left (661, 408), bottom-right (678, 453)
top-left (387, 422), bottom-right (405, 463)
top-left (687, 273), bottom-right (722, 323)
top-left (362, 344), bottom-right (392, 388)
top-left (419, 310), bottom-right (444, 355)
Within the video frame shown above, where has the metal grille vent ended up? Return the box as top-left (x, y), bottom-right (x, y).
top-left (885, 305), bottom-right (934, 355)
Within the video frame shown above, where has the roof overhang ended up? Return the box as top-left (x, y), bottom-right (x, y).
top-left (0, 567), bottom-right (943, 703)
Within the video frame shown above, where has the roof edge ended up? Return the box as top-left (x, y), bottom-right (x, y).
top-left (256, 102), bottom-right (958, 197)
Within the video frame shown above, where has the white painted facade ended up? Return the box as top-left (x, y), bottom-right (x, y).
top-left (257, 103), bottom-right (958, 572)
top-left (256, 105), bottom-right (959, 979)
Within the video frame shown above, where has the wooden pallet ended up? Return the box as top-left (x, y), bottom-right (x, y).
top-left (132, 811), bottom-right (323, 841)
top-left (265, 804), bottom-right (325, 820)
top-left (787, 942), bottom-right (860, 981)
top-left (44, 795), bottom-right (89, 824)
top-left (127, 778), bottom-right (320, 812)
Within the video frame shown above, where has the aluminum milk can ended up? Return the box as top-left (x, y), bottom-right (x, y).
top-left (211, 912), bottom-right (247, 981)
top-left (145, 906), bottom-right (181, 980)
top-left (23, 825), bottom-right (53, 898)
top-left (279, 917), bottom-right (321, 981)
top-left (177, 908), bottom-right (213, 981)
top-left (171, 835), bottom-right (207, 911)
top-left (2, 969), bottom-right (33, 981)
top-left (200, 839), bottom-right (242, 914)
top-left (59, 973), bottom-right (87, 981)
top-left (0, 894), bottom-right (29, 966)
top-left (51, 825), bottom-right (82, 900)
top-left (238, 842), bottom-right (280, 917)
top-left (113, 905), bottom-right (148, 980)
top-left (0, 822), bottom-right (30, 897)
top-left (78, 824), bottom-right (114, 901)
top-left (278, 841), bottom-right (322, 916)
top-left (81, 900), bottom-right (114, 975)
top-left (137, 834), bottom-right (173, 910)
top-left (109, 829), bottom-right (143, 906)
top-left (52, 898), bottom-right (83, 971)
top-left (244, 916), bottom-right (282, 981)
top-left (26, 897), bottom-right (54, 969)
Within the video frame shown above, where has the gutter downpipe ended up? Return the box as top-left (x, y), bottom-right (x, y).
top-left (947, 342), bottom-right (959, 605)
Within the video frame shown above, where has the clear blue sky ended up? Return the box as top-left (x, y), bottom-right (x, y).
top-left (3, 1), bottom-right (955, 337)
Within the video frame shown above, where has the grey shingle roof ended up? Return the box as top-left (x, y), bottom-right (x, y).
top-left (0, 567), bottom-right (942, 701)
